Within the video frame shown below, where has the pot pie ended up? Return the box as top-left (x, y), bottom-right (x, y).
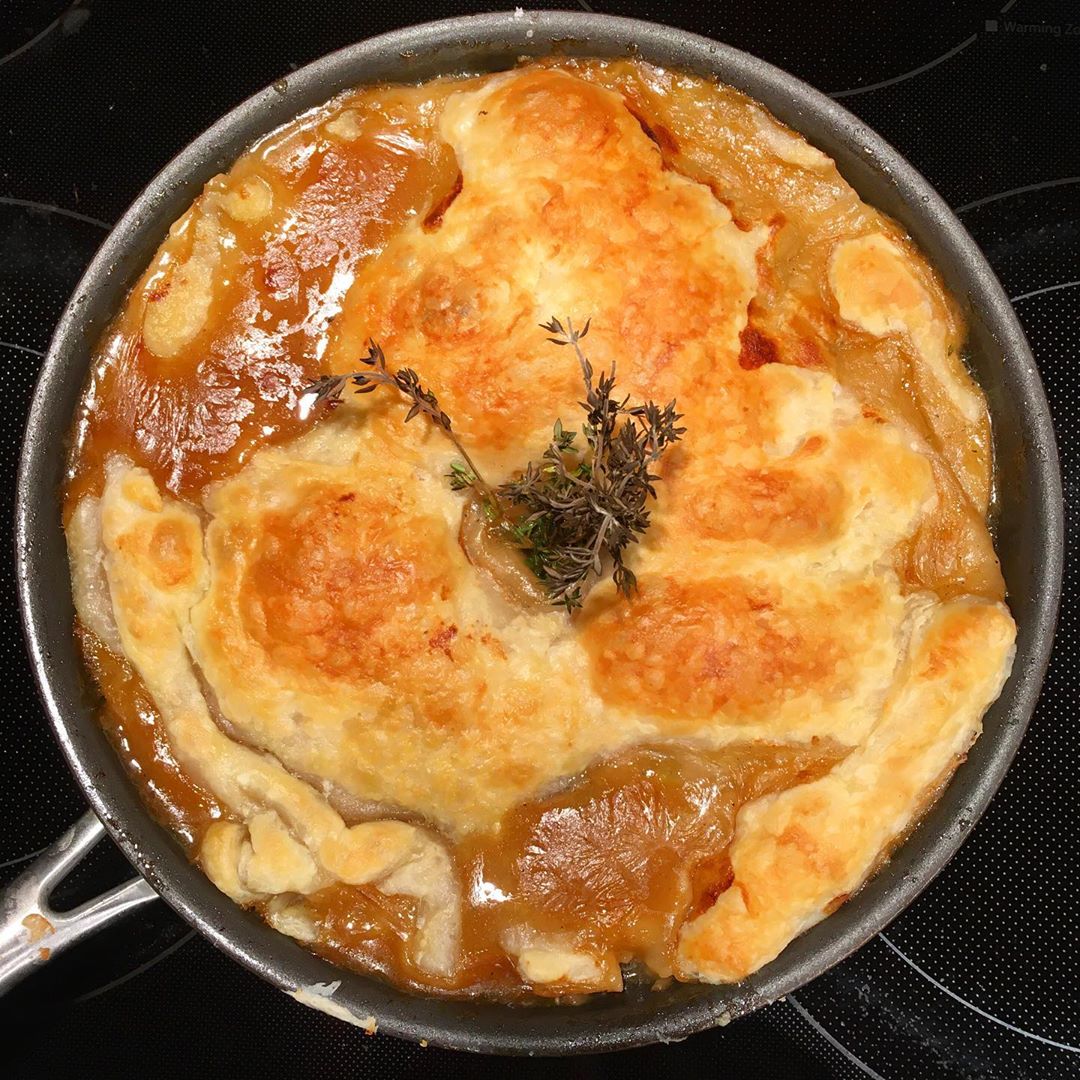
top-left (64, 59), bottom-right (1015, 998)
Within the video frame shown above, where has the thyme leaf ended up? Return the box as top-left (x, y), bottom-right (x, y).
top-left (298, 339), bottom-right (493, 501)
top-left (299, 319), bottom-right (685, 611)
top-left (498, 317), bottom-right (685, 609)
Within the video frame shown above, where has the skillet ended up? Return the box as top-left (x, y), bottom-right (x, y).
top-left (1, 10), bottom-right (1063, 1055)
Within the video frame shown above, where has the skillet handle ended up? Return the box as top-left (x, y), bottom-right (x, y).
top-left (0, 812), bottom-right (159, 996)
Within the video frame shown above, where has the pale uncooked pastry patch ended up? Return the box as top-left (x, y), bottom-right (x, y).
top-left (503, 928), bottom-right (622, 990)
top-left (287, 981), bottom-right (378, 1033)
top-left (324, 109), bottom-right (363, 140)
top-left (219, 175), bottom-right (274, 222)
top-left (142, 212), bottom-right (223, 358)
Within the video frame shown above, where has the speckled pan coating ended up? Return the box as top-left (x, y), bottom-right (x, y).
top-left (14, 11), bottom-right (1063, 1056)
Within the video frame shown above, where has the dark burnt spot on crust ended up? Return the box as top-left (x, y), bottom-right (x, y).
top-left (622, 97), bottom-right (680, 162)
top-left (691, 853), bottom-right (734, 917)
top-left (795, 338), bottom-right (827, 370)
top-left (738, 325), bottom-right (781, 369)
top-left (422, 171), bottom-right (463, 232)
top-left (428, 624), bottom-right (458, 659)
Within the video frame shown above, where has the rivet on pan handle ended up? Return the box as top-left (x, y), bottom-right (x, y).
top-left (0, 812), bottom-right (159, 995)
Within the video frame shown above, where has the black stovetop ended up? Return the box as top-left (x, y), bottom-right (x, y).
top-left (1, 2), bottom-right (1077, 1077)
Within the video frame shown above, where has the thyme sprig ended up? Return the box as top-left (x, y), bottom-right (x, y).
top-left (498, 318), bottom-right (685, 609)
top-left (299, 319), bottom-right (685, 611)
top-left (298, 340), bottom-right (493, 500)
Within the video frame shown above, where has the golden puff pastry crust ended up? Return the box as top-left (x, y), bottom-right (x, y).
top-left (186, 420), bottom-right (633, 836)
top-left (64, 61), bottom-right (1016, 996)
top-left (84, 458), bottom-right (462, 976)
top-left (676, 598), bottom-right (1015, 982)
top-left (324, 67), bottom-right (768, 476)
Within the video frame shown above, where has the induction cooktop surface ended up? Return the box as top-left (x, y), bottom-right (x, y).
top-left (2, 3), bottom-right (1077, 1077)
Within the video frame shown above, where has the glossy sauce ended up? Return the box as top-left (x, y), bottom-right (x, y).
top-left (65, 59), bottom-right (1003, 997)
top-left (305, 741), bottom-right (845, 996)
top-left (65, 80), bottom-right (468, 512)
top-left (78, 626), bottom-right (223, 847)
